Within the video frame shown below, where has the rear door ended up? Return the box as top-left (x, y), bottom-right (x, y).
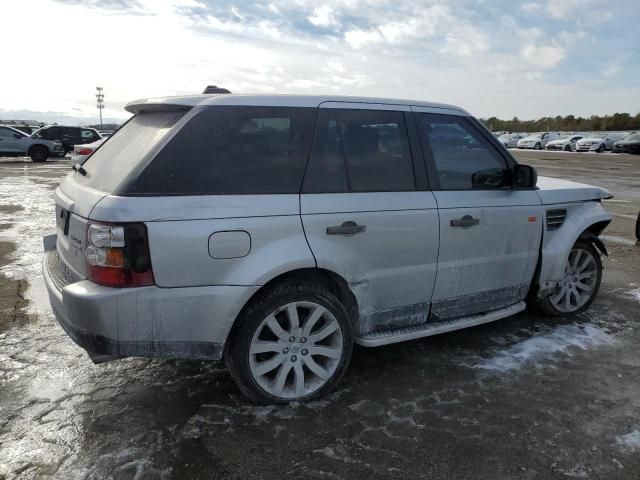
top-left (414, 109), bottom-right (541, 320)
top-left (301, 104), bottom-right (439, 335)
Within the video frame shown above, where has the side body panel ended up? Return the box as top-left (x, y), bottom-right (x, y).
top-left (301, 192), bottom-right (440, 334)
top-left (432, 190), bottom-right (542, 319)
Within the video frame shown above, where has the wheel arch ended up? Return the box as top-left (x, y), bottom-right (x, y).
top-left (223, 267), bottom-right (359, 356)
top-left (534, 203), bottom-right (611, 299)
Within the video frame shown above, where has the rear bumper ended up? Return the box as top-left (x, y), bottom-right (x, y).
top-left (43, 248), bottom-right (258, 362)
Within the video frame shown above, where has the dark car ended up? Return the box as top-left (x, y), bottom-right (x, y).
top-left (612, 133), bottom-right (640, 155)
top-left (31, 126), bottom-right (102, 154)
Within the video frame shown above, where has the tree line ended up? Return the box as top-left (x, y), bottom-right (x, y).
top-left (480, 112), bottom-right (640, 133)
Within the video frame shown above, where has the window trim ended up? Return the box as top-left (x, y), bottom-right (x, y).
top-left (301, 107), bottom-right (419, 194)
top-left (414, 112), bottom-right (516, 192)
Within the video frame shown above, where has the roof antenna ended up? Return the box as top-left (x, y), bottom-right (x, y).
top-left (202, 85), bottom-right (231, 94)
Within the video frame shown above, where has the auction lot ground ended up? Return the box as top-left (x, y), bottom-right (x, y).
top-left (0, 150), bottom-right (639, 480)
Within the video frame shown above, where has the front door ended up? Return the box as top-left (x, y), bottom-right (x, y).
top-left (0, 127), bottom-right (24, 153)
top-left (414, 109), bottom-right (542, 320)
top-left (301, 105), bottom-right (439, 335)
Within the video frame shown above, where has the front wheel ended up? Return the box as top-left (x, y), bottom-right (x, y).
top-left (597, 144), bottom-right (605, 153)
top-left (564, 145), bottom-right (571, 151)
top-left (29, 145), bottom-right (48, 162)
top-left (534, 142), bottom-right (542, 150)
top-left (538, 240), bottom-right (602, 316)
top-left (226, 281), bottom-right (353, 404)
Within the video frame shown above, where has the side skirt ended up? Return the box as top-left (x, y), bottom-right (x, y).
top-left (354, 301), bottom-right (526, 347)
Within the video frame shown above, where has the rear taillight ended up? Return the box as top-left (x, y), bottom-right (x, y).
top-left (85, 222), bottom-right (154, 287)
top-left (76, 148), bottom-right (94, 155)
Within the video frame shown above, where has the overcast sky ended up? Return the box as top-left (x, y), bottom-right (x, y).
top-left (2, 0), bottom-right (638, 125)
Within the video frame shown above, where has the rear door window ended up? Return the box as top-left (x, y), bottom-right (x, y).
top-left (303, 108), bottom-right (415, 193)
top-left (125, 106), bottom-right (316, 195)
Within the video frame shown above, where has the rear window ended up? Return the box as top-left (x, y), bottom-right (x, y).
top-left (79, 111), bottom-right (185, 192)
top-left (123, 106), bottom-right (316, 195)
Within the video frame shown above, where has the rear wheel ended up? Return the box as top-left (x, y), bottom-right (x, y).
top-left (226, 281), bottom-right (353, 404)
top-left (29, 145), bottom-right (48, 162)
top-left (539, 240), bottom-right (602, 316)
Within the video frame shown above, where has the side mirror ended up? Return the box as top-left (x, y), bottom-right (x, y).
top-left (513, 164), bottom-right (537, 189)
top-left (13, 133), bottom-right (21, 139)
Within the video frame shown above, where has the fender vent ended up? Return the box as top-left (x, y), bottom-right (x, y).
top-left (546, 209), bottom-right (567, 231)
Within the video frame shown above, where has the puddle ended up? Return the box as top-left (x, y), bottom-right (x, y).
top-left (616, 430), bottom-right (640, 452)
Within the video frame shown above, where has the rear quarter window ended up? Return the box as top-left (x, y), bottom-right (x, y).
top-left (124, 106), bottom-right (316, 195)
top-left (79, 110), bottom-right (186, 192)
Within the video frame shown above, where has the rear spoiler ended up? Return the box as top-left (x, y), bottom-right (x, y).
top-left (125, 96), bottom-right (204, 115)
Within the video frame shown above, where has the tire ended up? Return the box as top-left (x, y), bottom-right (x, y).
top-left (225, 281), bottom-right (353, 404)
top-left (538, 240), bottom-right (602, 316)
top-left (564, 145), bottom-right (571, 151)
top-left (635, 211), bottom-right (640, 242)
top-left (29, 145), bottom-right (48, 162)
top-left (534, 142), bottom-right (542, 150)
top-left (597, 144), bottom-right (605, 153)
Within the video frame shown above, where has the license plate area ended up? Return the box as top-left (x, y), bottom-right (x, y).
top-left (58, 208), bottom-right (70, 236)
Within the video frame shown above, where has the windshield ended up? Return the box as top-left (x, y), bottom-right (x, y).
top-left (622, 133), bottom-right (640, 141)
top-left (77, 110), bottom-right (186, 192)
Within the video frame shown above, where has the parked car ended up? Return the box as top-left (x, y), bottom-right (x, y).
top-left (498, 133), bottom-right (525, 148)
top-left (0, 125), bottom-right (65, 162)
top-left (517, 132), bottom-right (560, 149)
top-left (612, 133), bottom-right (640, 155)
top-left (43, 94), bottom-right (612, 403)
top-left (31, 126), bottom-right (102, 154)
top-left (545, 134), bottom-right (585, 151)
top-left (576, 133), bottom-right (626, 152)
top-left (71, 138), bottom-right (106, 163)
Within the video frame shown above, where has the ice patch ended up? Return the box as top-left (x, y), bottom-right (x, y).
top-left (616, 430), bottom-right (640, 452)
top-left (473, 323), bottom-right (614, 372)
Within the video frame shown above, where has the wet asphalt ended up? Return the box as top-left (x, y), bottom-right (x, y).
top-left (0, 151), bottom-right (639, 480)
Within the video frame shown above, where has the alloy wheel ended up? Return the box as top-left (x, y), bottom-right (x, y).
top-left (549, 247), bottom-right (599, 313)
top-left (249, 301), bottom-right (344, 400)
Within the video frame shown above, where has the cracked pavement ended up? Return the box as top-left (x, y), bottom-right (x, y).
top-left (0, 151), bottom-right (639, 479)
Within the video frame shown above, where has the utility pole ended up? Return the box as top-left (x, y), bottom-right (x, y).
top-left (96, 87), bottom-right (104, 129)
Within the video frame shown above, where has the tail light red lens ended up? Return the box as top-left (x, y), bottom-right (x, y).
top-left (76, 148), bottom-right (94, 155)
top-left (85, 222), bottom-right (154, 288)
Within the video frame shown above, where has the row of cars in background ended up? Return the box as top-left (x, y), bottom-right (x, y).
top-left (495, 131), bottom-right (640, 154)
top-left (0, 124), bottom-right (113, 162)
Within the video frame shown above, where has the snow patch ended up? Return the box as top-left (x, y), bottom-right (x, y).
top-left (473, 323), bottom-right (613, 372)
top-left (626, 288), bottom-right (640, 303)
top-left (616, 430), bottom-right (640, 452)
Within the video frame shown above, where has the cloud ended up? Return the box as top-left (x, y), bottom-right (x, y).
top-left (521, 44), bottom-right (567, 68)
top-left (308, 5), bottom-right (338, 28)
top-left (521, 2), bottom-right (540, 13)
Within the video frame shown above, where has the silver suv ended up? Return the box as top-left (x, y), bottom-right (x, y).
top-left (43, 94), bottom-right (612, 403)
top-left (0, 125), bottom-right (65, 161)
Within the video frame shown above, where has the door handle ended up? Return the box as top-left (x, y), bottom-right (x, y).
top-left (326, 221), bottom-right (366, 236)
top-left (450, 215), bottom-right (480, 228)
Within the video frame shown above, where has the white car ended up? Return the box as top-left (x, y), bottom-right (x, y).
top-left (517, 132), bottom-right (561, 150)
top-left (71, 138), bottom-right (106, 163)
top-left (498, 133), bottom-right (525, 148)
top-left (575, 133), bottom-right (626, 153)
top-left (545, 135), bottom-right (585, 152)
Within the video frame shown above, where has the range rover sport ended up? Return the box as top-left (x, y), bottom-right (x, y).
top-left (43, 94), bottom-right (612, 403)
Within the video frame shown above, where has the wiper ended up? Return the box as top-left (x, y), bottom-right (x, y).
top-left (72, 163), bottom-right (87, 176)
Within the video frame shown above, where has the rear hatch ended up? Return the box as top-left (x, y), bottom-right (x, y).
top-left (54, 109), bottom-right (188, 279)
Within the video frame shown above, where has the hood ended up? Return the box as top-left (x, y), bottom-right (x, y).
top-left (536, 176), bottom-right (613, 205)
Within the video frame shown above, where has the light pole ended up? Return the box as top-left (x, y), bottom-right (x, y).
top-left (96, 87), bottom-right (104, 129)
